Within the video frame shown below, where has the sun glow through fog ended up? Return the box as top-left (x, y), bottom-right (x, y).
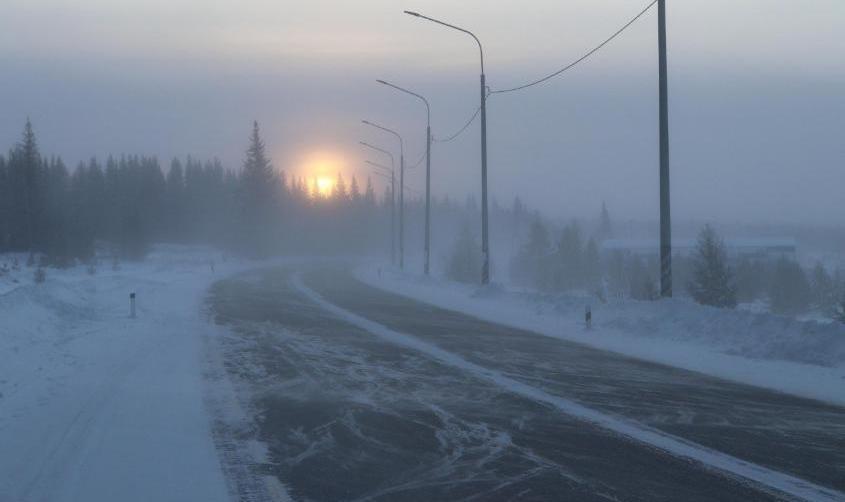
top-left (316, 176), bottom-right (334, 197)
top-left (299, 151), bottom-right (346, 198)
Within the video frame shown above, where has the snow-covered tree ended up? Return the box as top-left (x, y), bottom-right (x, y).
top-left (687, 225), bottom-right (737, 308)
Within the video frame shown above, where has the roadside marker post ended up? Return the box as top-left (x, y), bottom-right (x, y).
top-left (130, 292), bottom-right (136, 318)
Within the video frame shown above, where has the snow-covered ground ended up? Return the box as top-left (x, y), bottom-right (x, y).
top-left (0, 246), bottom-right (247, 502)
top-left (356, 266), bottom-right (845, 407)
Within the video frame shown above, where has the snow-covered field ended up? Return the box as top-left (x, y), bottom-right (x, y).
top-left (0, 246), bottom-right (246, 502)
top-left (357, 266), bottom-right (845, 407)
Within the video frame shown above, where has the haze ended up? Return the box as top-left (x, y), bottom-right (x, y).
top-left (2, 0), bottom-right (843, 224)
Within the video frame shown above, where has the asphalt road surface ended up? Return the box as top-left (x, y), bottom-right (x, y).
top-left (207, 264), bottom-right (845, 502)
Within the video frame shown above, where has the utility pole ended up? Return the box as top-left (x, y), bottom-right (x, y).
top-left (399, 151), bottom-right (405, 270)
top-left (375, 80), bottom-right (432, 275)
top-left (658, 0), bottom-right (672, 297)
top-left (361, 143), bottom-right (397, 266)
top-left (404, 10), bottom-right (489, 284)
top-left (480, 72), bottom-right (489, 284)
top-left (425, 124), bottom-right (431, 275)
top-left (362, 121), bottom-right (405, 270)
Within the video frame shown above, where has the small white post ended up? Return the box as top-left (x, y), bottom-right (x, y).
top-left (585, 304), bottom-right (592, 330)
top-left (130, 292), bottom-right (136, 318)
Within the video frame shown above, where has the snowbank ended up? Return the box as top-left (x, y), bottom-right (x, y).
top-left (356, 266), bottom-right (845, 407)
top-left (0, 245), bottom-right (247, 502)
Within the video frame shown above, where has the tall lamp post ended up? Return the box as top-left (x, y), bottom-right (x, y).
top-left (365, 159), bottom-right (396, 266)
top-left (404, 10), bottom-right (489, 284)
top-left (360, 142), bottom-right (396, 266)
top-left (376, 79), bottom-right (432, 276)
top-left (362, 120), bottom-right (405, 270)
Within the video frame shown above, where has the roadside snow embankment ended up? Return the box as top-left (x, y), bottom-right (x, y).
top-left (356, 266), bottom-right (845, 407)
top-left (0, 245), bottom-right (244, 502)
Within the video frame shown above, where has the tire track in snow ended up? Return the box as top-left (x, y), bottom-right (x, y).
top-left (292, 272), bottom-right (843, 502)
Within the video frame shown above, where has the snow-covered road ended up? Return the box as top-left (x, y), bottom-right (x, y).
top-left (209, 263), bottom-right (845, 501)
top-left (4, 255), bottom-right (844, 501)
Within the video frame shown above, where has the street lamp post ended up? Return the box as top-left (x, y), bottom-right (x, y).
top-left (404, 10), bottom-right (490, 284)
top-left (364, 159), bottom-right (396, 266)
top-left (360, 142), bottom-right (396, 266)
top-left (362, 120), bottom-right (405, 270)
top-left (376, 79), bottom-right (432, 276)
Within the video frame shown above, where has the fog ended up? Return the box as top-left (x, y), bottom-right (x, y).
top-left (1, 0), bottom-right (843, 225)
top-left (3, 3), bottom-right (845, 499)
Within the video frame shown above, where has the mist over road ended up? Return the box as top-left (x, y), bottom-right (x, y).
top-left (208, 264), bottom-right (845, 502)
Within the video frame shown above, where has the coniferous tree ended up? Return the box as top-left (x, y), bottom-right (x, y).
top-left (165, 158), bottom-right (185, 240)
top-left (835, 292), bottom-right (845, 324)
top-left (0, 155), bottom-right (8, 249)
top-left (239, 121), bottom-right (277, 256)
top-left (583, 237), bottom-right (601, 289)
top-left (364, 176), bottom-right (376, 207)
top-left (687, 225), bottom-right (737, 308)
top-left (598, 201), bottom-right (612, 241)
top-left (349, 175), bottom-right (361, 204)
top-left (334, 172), bottom-right (348, 202)
top-left (44, 157), bottom-right (70, 264)
top-left (769, 257), bottom-right (811, 316)
top-left (446, 222), bottom-right (480, 284)
top-left (511, 214), bottom-right (551, 290)
top-left (9, 120), bottom-right (42, 252)
top-left (629, 255), bottom-right (659, 301)
top-left (810, 263), bottom-right (837, 316)
top-left (553, 221), bottom-right (584, 291)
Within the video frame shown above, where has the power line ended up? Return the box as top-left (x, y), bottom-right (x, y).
top-left (433, 105), bottom-right (481, 143)
top-left (490, 0), bottom-right (657, 95)
top-left (409, 150), bottom-right (426, 168)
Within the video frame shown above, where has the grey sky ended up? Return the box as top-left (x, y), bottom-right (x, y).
top-left (1, 0), bottom-right (843, 224)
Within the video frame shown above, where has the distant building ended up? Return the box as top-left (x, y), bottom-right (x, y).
top-left (600, 238), bottom-right (796, 261)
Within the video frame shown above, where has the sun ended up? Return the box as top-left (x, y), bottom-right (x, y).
top-left (316, 176), bottom-right (334, 197)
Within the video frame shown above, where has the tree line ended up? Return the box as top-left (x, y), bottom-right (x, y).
top-left (0, 120), bottom-right (387, 266)
top-left (447, 203), bottom-right (845, 323)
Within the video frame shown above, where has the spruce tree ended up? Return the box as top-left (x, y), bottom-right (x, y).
top-left (364, 176), bottom-right (376, 207)
top-left (334, 172), bottom-right (348, 201)
top-left (687, 225), bottom-right (737, 308)
top-left (835, 293), bottom-right (845, 324)
top-left (511, 215), bottom-right (551, 290)
top-left (769, 258), bottom-right (811, 316)
top-left (242, 121), bottom-right (276, 205)
top-left (598, 201), bottom-right (612, 240)
top-left (240, 121), bottom-right (277, 255)
top-left (446, 223), bottom-right (480, 284)
top-left (16, 119), bottom-right (41, 252)
top-left (810, 263), bottom-right (837, 316)
top-left (349, 175), bottom-right (361, 203)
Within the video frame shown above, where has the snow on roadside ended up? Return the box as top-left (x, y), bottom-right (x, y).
top-left (0, 245), bottom-right (249, 502)
top-left (356, 266), bottom-right (845, 407)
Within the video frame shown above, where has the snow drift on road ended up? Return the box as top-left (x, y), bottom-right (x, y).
top-left (356, 266), bottom-right (845, 407)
